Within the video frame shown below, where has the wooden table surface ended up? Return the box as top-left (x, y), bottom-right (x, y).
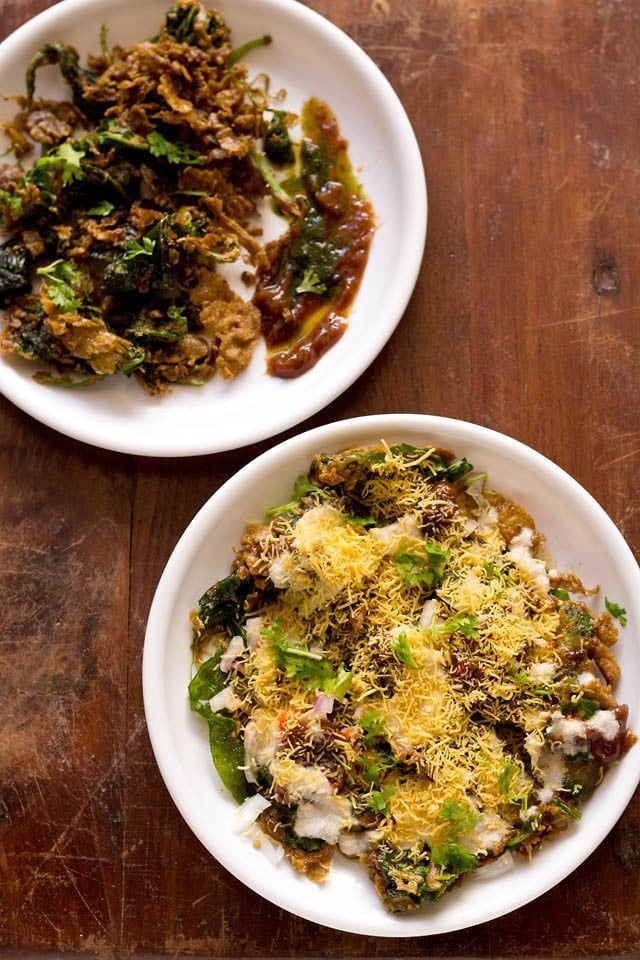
top-left (2, 0), bottom-right (640, 956)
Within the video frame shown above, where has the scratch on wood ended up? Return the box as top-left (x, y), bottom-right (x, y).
top-left (593, 431), bottom-right (640, 469)
top-left (599, 443), bottom-right (640, 467)
top-left (57, 848), bottom-right (111, 938)
top-left (591, 181), bottom-right (617, 216)
top-left (537, 303), bottom-right (640, 328)
top-left (191, 891), bottom-right (215, 908)
top-left (20, 715), bottom-right (147, 905)
top-left (591, 326), bottom-right (634, 361)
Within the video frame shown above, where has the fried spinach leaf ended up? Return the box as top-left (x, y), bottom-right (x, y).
top-left (197, 574), bottom-right (253, 638)
top-left (0, 242), bottom-right (32, 297)
top-left (188, 654), bottom-right (250, 804)
top-left (26, 42), bottom-right (100, 115)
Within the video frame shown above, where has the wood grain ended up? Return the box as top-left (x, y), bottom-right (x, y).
top-left (1, 0), bottom-right (639, 956)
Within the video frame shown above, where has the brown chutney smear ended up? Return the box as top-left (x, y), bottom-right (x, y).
top-left (252, 98), bottom-right (376, 378)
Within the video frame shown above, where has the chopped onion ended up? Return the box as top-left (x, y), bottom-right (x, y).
top-left (245, 616), bottom-right (263, 650)
top-left (233, 793), bottom-right (271, 833)
top-left (314, 693), bottom-right (334, 715)
top-left (208, 685), bottom-right (241, 713)
top-left (338, 829), bottom-right (378, 858)
top-left (220, 634), bottom-right (244, 672)
top-left (419, 598), bottom-right (438, 629)
top-left (471, 851), bottom-right (515, 881)
top-left (257, 836), bottom-right (286, 866)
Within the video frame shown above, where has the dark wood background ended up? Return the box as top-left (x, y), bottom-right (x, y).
top-left (1, 0), bottom-right (640, 957)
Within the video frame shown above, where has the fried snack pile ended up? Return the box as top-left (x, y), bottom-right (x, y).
top-left (0, 1), bottom-right (274, 391)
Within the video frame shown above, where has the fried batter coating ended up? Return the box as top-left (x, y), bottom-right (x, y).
top-left (0, 1), bottom-right (272, 392)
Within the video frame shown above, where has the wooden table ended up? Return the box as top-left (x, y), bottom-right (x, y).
top-left (1, 0), bottom-right (639, 956)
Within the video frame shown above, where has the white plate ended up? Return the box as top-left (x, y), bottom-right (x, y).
top-left (0, 0), bottom-right (426, 457)
top-left (143, 414), bottom-right (640, 936)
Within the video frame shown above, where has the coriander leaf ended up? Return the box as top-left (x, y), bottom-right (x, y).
top-left (55, 141), bottom-right (86, 185)
top-left (38, 275), bottom-right (68, 307)
top-left (394, 540), bottom-right (450, 589)
top-left (361, 760), bottom-right (384, 783)
top-left (498, 762), bottom-right (530, 804)
top-left (146, 130), bottom-right (204, 165)
top-left (358, 710), bottom-right (386, 744)
top-left (0, 188), bottom-right (25, 222)
top-left (167, 302), bottom-right (188, 323)
top-left (447, 458), bottom-right (474, 482)
top-left (431, 839), bottom-right (477, 876)
top-left (385, 446), bottom-right (473, 483)
top-left (366, 787), bottom-right (396, 815)
top-left (268, 620), bottom-right (328, 675)
top-left (439, 799), bottom-right (479, 834)
top-left (322, 665), bottom-right (352, 699)
top-left (440, 611), bottom-right (480, 638)
top-left (37, 258), bottom-right (82, 285)
top-left (37, 259), bottom-right (84, 311)
top-left (550, 587), bottom-right (570, 601)
top-left (605, 597), bottom-right (628, 626)
top-left (29, 141), bottom-right (86, 190)
top-left (265, 474), bottom-right (330, 516)
top-left (123, 236), bottom-right (156, 260)
top-left (357, 751), bottom-right (397, 783)
top-left (296, 267), bottom-right (327, 295)
top-left (482, 560), bottom-right (514, 586)
top-left (390, 631), bottom-right (418, 668)
top-left (267, 620), bottom-right (350, 698)
top-left (86, 199), bottom-right (115, 216)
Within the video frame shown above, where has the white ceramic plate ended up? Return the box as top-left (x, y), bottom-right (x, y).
top-left (0, 0), bottom-right (426, 457)
top-left (143, 414), bottom-right (640, 936)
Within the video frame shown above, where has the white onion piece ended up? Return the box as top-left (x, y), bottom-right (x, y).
top-left (245, 616), bottom-right (263, 650)
top-left (220, 634), bottom-right (245, 672)
top-left (208, 686), bottom-right (241, 713)
top-left (471, 851), bottom-right (515, 881)
top-left (314, 693), bottom-right (335, 715)
top-left (233, 793), bottom-right (271, 833)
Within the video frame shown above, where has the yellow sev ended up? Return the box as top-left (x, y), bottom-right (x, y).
top-left (239, 445), bottom-right (566, 852)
